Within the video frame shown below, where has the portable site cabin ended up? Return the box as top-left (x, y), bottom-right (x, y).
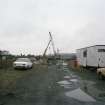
top-left (77, 45), bottom-right (105, 68)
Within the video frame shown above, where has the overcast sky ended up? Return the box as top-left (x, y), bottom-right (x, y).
top-left (0, 0), bottom-right (105, 55)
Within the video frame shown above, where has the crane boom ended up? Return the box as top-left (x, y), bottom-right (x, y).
top-left (43, 38), bottom-right (52, 57)
top-left (49, 32), bottom-right (56, 55)
top-left (42, 32), bottom-right (56, 64)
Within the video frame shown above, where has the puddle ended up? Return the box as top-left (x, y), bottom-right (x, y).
top-left (60, 82), bottom-right (72, 86)
top-left (65, 88), bottom-right (96, 102)
top-left (63, 69), bottom-right (68, 72)
top-left (70, 79), bottom-right (78, 82)
top-left (71, 75), bottom-right (78, 78)
top-left (60, 83), bottom-right (73, 88)
top-left (62, 63), bottom-right (68, 66)
top-left (57, 80), bottom-right (73, 89)
top-left (57, 80), bottom-right (70, 85)
top-left (64, 76), bottom-right (71, 79)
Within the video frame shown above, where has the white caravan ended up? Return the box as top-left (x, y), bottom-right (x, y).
top-left (77, 45), bottom-right (105, 68)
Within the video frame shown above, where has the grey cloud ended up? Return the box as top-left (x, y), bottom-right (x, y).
top-left (73, 20), bottom-right (105, 50)
top-left (0, 0), bottom-right (105, 54)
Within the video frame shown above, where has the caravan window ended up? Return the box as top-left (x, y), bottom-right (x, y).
top-left (98, 49), bottom-right (105, 52)
top-left (83, 50), bottom-right (87, 57)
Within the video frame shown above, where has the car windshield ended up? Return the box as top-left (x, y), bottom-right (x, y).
top-left (16, 58), bottom-right (31, 62)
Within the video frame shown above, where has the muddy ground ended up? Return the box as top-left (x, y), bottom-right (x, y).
top-left (0, 64), bottom-right (105, 105)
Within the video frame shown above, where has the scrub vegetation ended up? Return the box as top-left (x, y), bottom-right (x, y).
top-left (0, 64), bottom-right (46, 95)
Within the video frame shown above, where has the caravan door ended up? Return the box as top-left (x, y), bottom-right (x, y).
top-left (98, 49), bottom-right (105, 67)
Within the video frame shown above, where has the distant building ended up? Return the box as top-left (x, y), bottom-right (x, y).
top-left (0, 50), bottom-right (10, 56)
top-left (60, 53), bottom-right (77, 61)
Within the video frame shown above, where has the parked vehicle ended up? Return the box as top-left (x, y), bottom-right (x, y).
top-left (13, 58), bottom-right (33, 69)
top-left (97, 68), bottom-right (105, 79)
top-left (77, 45), bottom-right (105, 69)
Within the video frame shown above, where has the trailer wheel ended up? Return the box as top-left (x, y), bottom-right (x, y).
top-left (98, 72), bottom-right (104, 80)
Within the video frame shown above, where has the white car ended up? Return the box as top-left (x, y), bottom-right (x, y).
top-left (13, 58), bottom-right (33, 69)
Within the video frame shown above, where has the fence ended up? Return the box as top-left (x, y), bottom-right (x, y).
top-left (0, 55), bottom-right (15, 69)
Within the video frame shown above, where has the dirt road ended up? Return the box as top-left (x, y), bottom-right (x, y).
top-left (0, 64), bottom-right (105, 105)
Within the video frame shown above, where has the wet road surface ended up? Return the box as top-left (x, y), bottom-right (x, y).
top-left (0, 64), bottom-right (105, 105)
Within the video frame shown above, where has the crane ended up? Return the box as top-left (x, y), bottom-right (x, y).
top-left (49, 32), bottom-right (56, 56)
top-left (42, 32), bottom-right (56, 64)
